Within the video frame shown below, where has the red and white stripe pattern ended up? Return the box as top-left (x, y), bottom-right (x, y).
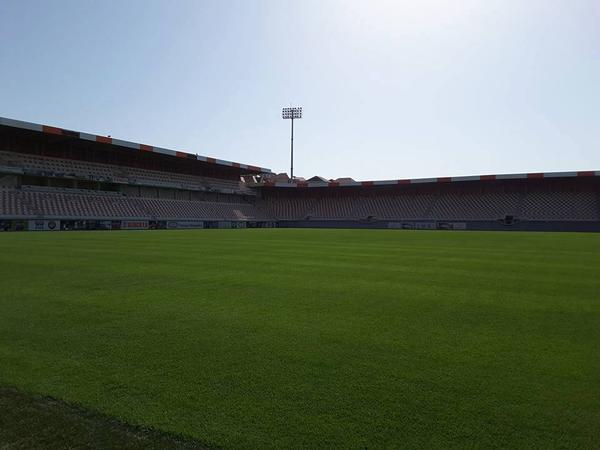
top-left (3, 117), bottom-right (598, 185)
top-left (265, 171), bottom-right (600, 188)
top-left (0, 117), bottom-right (271, 174)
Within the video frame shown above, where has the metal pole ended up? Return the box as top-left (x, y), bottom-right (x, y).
top-left (290, 117), bottom-right (294, 180)
top-left (282, 106), bottom-right (301, 182)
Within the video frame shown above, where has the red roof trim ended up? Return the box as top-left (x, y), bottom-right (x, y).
top-left (175, 151), bottom-right (188, 158)
top-left (260, 170), bottom-right (599, 189)
top-left (42, 125), bottom-right (63, 135)
top-left (96, 135), bottom-right (112, 144)
top-left (206, 157), bottom-right (216, 164)
top-left (140, 144), bottom-right (153, 152)
top-left (527, 173), bottom-right (544, 179)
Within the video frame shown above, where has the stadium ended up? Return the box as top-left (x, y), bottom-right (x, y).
top-left (2, 1), bottom-right (600, 448)
top-left (1, 115), bottom-right (600, 449)
top-left (1, 116), bottom-right (599, 232)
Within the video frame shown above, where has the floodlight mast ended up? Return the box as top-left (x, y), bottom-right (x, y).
top-left (282, 106), bottom-right (302, 181)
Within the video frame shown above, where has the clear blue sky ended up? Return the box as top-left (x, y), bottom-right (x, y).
top-left (1, 0), bottom-right (598, 180)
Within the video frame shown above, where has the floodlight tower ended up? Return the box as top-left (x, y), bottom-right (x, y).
top-left (282, 106), bottom-right (302, 181)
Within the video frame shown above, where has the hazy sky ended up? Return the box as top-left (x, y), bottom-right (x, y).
top-left (1, 0), bottom-right (599, 180)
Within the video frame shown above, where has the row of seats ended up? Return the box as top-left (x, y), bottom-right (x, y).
top-left (0, 189), bottom-right (32, 216)
top-left (258, 198), bottom-right (317, 220)
top-left (2, 186), bottom-right (599, 222)
top-left (0, 188), bottom-right (269, 221)
top-left (258, 190), bottom-right (600, 221)
top-left (0, 151), bottom-right (251, 195)
top-left (21, 185), bottom-right (124, 197)
top-left (519, 191), bottom-right (598, 220)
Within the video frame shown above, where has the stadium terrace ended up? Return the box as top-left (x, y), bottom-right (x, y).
top-left (1, 116), bottom-right (599, 232)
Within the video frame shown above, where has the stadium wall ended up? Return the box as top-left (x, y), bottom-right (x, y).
top-left (276, 219), bottom-right (600, 232)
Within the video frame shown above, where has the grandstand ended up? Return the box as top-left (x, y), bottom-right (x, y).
top-left (0, 117), bottom-right (272, 230)
top-left (258, 177), bottom-right (600, 231)
top-left (1, 116), bottom-right (599, 232)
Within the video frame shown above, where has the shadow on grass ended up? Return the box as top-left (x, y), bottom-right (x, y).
top-left (0, 386), bottom-right (214, 449)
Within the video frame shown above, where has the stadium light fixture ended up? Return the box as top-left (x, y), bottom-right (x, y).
top-left (282, 106), bottom-right (302, 181)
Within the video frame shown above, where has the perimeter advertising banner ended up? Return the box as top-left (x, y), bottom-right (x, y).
top-left (28, 220), bottom-right (60, 231)
top-left (121, 220), bottom-right (149, 230)
top-left (437, 222), bottom-right (467, 230)
top-left (387, 222), bottom-right (436, 230)
top-left (167, 221), bottom-right (204, 229)
top-left (388, 222), bottom-right (466, 230)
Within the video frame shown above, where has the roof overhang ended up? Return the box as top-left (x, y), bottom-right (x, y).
top-left (0, 116), bottom-right (271, 175)
top-left (261, 171), bottom-right (600, 188)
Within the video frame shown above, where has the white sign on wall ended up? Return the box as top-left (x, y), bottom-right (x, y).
top-left (28, 220), bottom-right (60, 231)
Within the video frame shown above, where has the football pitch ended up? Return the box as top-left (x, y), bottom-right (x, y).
top-left (1, 229), bottom-right (599, 448)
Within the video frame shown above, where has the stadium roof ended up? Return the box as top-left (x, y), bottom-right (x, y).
top-left (264, 170), bottom-right (600, 188)
top-left (0, 116), bottom-right (271, 174)
top-left (3, 115), bottom-right (598, 186)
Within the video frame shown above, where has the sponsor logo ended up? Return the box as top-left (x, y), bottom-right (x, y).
top-left (121, 221), bottom-right (149, 230)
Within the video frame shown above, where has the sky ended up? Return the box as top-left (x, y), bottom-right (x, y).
top-left (1, 0), bottom-right (599, 181)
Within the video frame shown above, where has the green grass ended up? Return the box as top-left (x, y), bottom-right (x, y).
top-left (0, 386), bottom-right (207, 449)
top-left (0, 229), bottom-right (599, 448)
